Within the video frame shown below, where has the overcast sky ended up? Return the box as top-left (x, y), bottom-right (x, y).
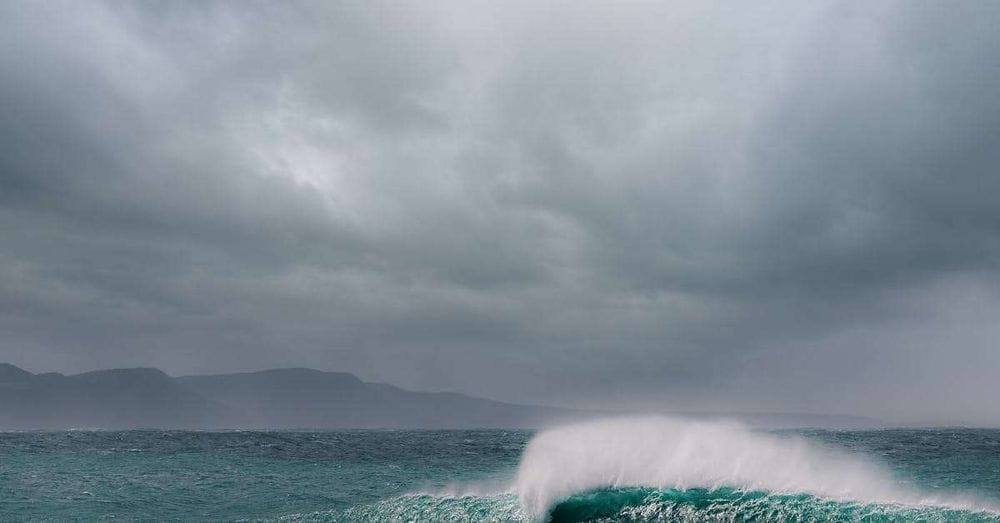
top-left (2, 0), bottom-right (999, 424)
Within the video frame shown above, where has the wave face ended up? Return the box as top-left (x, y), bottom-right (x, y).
top-left (548, 487), bottom-right (1000, 522)
top-left (514, 417), bottom-right (999, 520)
top-left (295, 488), bottom-right (1000, 522)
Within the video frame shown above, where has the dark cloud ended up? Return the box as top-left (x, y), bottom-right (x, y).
top-left (2, 0), bottom-right (999, 424)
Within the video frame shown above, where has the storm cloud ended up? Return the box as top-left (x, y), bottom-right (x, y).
top-left (2, 0), bottom-right (999, 424)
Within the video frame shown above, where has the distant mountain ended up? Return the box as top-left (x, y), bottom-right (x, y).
top-left (0, 364), bottom-right (577, 429)
top-left (0, 364), bottom-right (882, 430)
top-left (177, 367), bottom-right (578, 429)
top-left (0, 365), bottom-right (234, 429)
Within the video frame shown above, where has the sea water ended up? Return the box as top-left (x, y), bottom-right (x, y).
top-left (1, 417), bottom-right (999, 521)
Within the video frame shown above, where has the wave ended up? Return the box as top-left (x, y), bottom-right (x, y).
top-left (288, 488), bottom-right (1000, 522)
top-left (286, 417), bottom-right (1000, 521)
top-left (514, 417), bottom-right (1000, 520)
top-left (548, 487), bottom-right (1000, 522)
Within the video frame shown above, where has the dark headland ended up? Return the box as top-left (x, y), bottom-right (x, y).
top-left (0, 363), bottom-right (879, 430)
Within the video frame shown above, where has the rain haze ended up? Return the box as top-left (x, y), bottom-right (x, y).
top-left (2, 0), bottom-right (1000, 426)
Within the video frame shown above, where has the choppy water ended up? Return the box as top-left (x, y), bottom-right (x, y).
top-left (1, 418), bottom-right (999, 521)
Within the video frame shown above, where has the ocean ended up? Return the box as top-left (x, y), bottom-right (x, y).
top-left (1, 417), bottom-right (999, 521)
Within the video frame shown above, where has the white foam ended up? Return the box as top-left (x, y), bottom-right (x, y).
top-left (513, 416), bottom-right (997, 517)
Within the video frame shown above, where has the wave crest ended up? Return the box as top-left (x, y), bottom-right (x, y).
top-left (514, 417), bottom-right (996, 518)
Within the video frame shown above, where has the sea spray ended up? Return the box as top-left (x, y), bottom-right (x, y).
top-left (513, 416), bottom-right (998, 519)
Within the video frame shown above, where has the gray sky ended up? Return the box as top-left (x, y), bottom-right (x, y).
top-left (2, 0), bottom-right (999, 424)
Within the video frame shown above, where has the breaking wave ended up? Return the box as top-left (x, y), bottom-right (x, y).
top-left (514, 417), bottom-right (998, 518)
top-left (291, 417), bottom-right (1000, 521)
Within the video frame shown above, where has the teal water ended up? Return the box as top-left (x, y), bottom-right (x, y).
top-left (1, 422), bottom-right (999, 521)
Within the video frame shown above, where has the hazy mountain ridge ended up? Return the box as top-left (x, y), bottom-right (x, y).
top-left (0, 365), bottom-right (234, 429)
top-left (0, 364), bottom-right (577, 429)
top-left (0, 364), bottom-right (881, 430)
top-left (176, 367), bottom-right (578, 429)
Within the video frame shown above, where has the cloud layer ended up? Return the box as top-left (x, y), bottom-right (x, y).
top-left (2, 0), bottom-right (999, 423)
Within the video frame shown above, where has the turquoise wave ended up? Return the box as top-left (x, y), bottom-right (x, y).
top-left (306, 417), bottom-right (1000, 522)
top-left (549, 487), bottom-right (1000, 522)
top-left (289, 487), bottom-right (1000, 522)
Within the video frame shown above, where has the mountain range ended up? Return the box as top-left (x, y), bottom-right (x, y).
top-left (0, 363), bottom-right (881, 430)
top-left (0, 363), bottom-right (576, 429)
